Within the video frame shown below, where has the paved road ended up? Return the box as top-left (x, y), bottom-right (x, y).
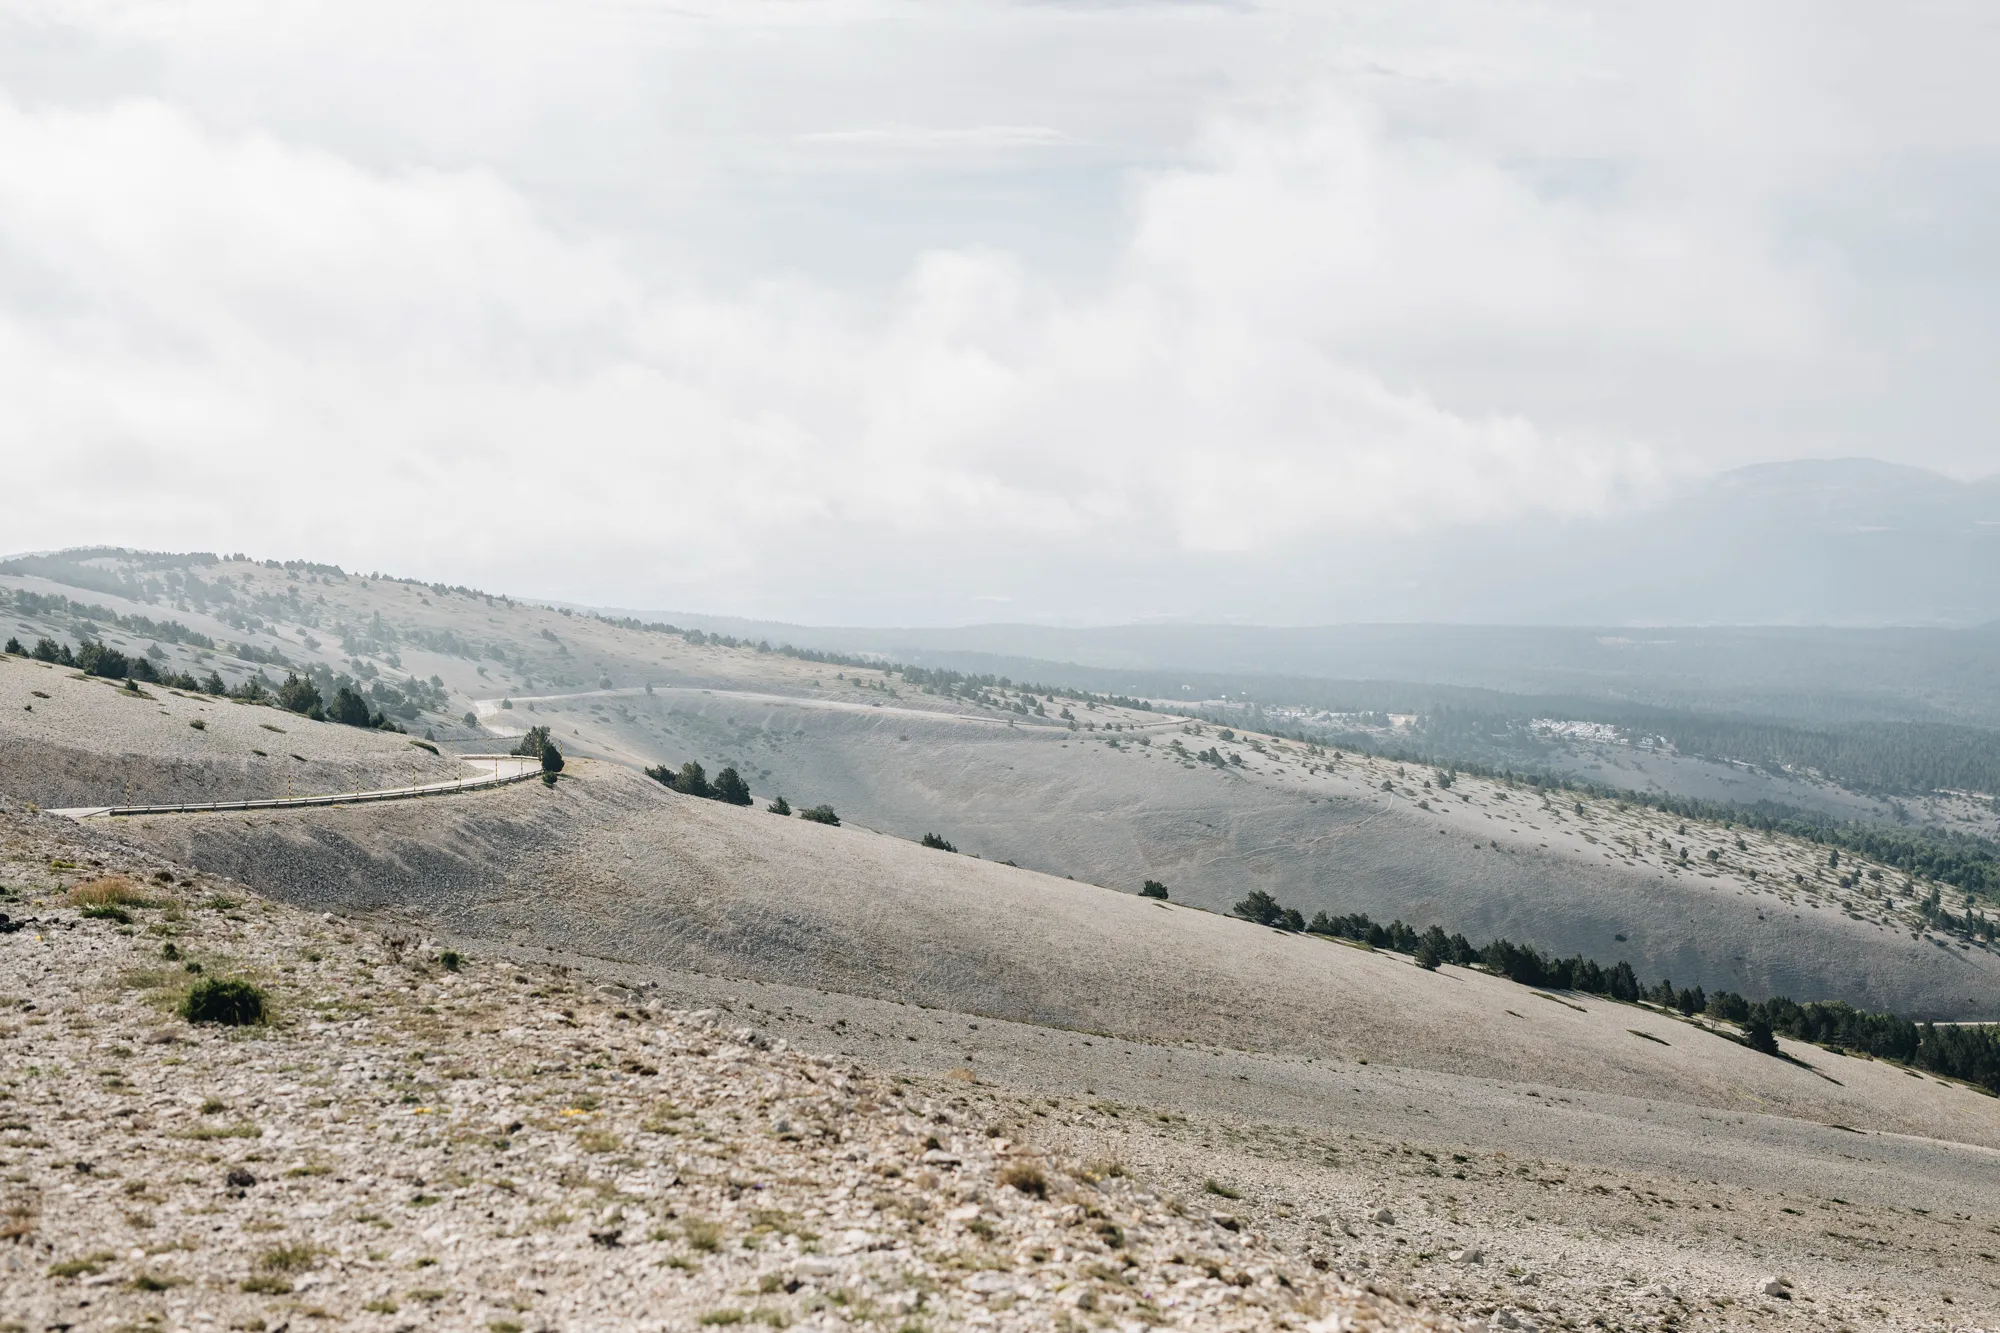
top-left (52, 753), bottom-right (540, 819)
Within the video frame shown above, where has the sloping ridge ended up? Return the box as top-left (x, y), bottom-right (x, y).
top-left (102, 759), bottom-right (2000, 1151)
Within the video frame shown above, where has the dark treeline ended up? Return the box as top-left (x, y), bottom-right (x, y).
top-left (1231, 890), bottom-right (2000, 1094)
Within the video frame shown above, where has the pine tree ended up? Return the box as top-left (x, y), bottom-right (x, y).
top-left (712, 766), bottom-right (752, 806)
top-left (276, 673), bottom-right (322, 717)
top-left (1233, 890), bottom-right (1283, 927)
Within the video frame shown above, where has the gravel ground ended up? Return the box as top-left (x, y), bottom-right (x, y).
top-left (0, 808), bottom-right (1448, 1333)
top-left (0, 654), bottom-right (470, 808)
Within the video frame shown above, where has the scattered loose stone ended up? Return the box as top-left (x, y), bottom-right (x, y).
top-left (0, 809), bottom-right (1457, 1332)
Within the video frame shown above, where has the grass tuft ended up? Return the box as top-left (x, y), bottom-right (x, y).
top-left (70, 876), bottom-right (157, 909)
top-left (999, 1163), bottom-right (1048, 1198)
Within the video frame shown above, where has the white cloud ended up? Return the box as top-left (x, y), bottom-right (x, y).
top-left (0, 2), bottom-right (1994, 621)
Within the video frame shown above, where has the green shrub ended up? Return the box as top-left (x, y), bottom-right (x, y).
top-left (181, 978), bottom-right (268, 1026)
top-left (275, 673), bottom-right (322, 718)
top-left (920, 833), bottom-right (956, 852)
top-left (540, 742), bottom-right (564, 777)
top-left (767, 796), bottom-right (792, 816)
top-left (438, 950), bottom-right (462, 972)
top-left (712, 766), bottom-right (752, 806)
top-left (1233, 890), bottom-right (1283, 926)
top-left (799, 805), bottom-right (840, 826)
top-left (1139, 880), bottom-right (1168, 899)
top-left (1743, 1017), bottom-right (1780, 1056)
top-left (2, 636), bottom-right (21, 655)
top-left (328, 686), bottom-right (372, 727)
top-left (75, 639), bottom-right (130, 679)
top-left (513, 725), bottom-right (552, 758)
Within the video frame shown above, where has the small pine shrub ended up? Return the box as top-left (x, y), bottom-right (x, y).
top-left (1139, 880), bottom-right (1168, 899)
top-left (438, 950), bottom-right (462, 972)
top-left (1233, 889), bottom-right (1282, 926)
top-left (275, 673), bottom-right (322, 717)
top-left (920, 833), bottom-right (956, 852)
top-left (2, 637), bottom-right (21, 655)
top-left (799, 805), bottom-right (840, 826)
top-left (182, 978), bottom-right (268, 1027)
top-left (712, 767), bottom-right (752, 806)
top-left (767, 796), bottom-right (792, 816)
top-left (1743, 1018), bottom-right (1780, 1056)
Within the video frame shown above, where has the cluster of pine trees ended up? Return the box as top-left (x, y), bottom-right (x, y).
top-left (1230, 892), bottom-right (2000, 1093)
top-left (643, 759), bottom-right (752, 806)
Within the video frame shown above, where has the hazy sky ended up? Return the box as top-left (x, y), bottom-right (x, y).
top-left (4, 1), bottom-right (1998, 622)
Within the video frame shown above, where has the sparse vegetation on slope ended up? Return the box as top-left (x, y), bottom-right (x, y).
top-left (0, 807), bottom-right (1424, 1333)
top-left (1230, 892), bottom-right (2000, 1094)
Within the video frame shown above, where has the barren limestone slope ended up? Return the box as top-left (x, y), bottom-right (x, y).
top-left (508, 685), bottom-right (2000, 1020)
top-left (13, 553), bottom-right (1995, 1019)
top-left (0, 653), bottom-right (465, 808)
top-left (0, 810), bottom-right (1436, 1333)
top-left (101, 761), bottom-right (2000, 1152)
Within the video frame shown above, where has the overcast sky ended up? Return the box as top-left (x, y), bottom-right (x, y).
top-left (3, 1), bottom-right (1997, 623)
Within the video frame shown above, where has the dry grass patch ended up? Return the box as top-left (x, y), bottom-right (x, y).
top-left (69, 875), bottom-right (160, 910)
top-left (999, 1162), bottom-right (1048, 1198)
top-left (259, 1242), bottom-right (319, 1273)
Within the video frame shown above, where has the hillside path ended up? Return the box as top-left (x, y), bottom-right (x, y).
top-left (51, 753), bottom-right (540, 819)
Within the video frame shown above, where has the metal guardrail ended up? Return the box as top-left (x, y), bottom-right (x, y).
top-left (52, 754), bottom-right (543, 820)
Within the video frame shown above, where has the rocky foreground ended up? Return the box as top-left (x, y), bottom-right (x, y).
top-left (0, 808), bottom-right (1450, 1333)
